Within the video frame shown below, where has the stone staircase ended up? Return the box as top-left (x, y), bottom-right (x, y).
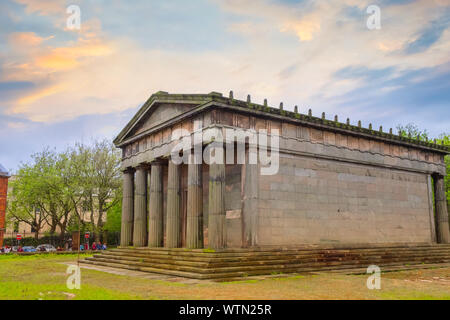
top-left (81, 244), bottom-right (450, 281)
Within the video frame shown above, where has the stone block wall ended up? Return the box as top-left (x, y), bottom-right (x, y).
top-left (257, 153), bottom-right (433, 245)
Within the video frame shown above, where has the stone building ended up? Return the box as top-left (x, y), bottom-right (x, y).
top-left (0, 164), bottom-right (10, 247)
top-left (114, 91), bottom-right (450, 249)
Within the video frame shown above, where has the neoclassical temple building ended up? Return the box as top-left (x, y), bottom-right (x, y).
top-left (114, 91), bottom-right (450, 249)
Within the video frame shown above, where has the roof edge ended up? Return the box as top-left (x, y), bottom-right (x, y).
top-left (114, 91), bottom-right (450, 154)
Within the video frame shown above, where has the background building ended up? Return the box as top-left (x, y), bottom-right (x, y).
top-left (0, 163), bottom-right (10, 247)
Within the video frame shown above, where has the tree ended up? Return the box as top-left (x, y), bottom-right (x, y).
top-left (7, 151), bottom-right (53, 239)
top-left (6, 140), bottom-right (122, 241)
top-left (436, 134), bottom-right (450, 210)
top-left (396, 123), bottom-right (429, 141)
top-left (104, 199), bottom-right (122, 233)
top-left (70, 140), bottom-right (121, 241)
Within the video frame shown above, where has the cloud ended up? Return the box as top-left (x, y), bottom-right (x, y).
top-left (404, 15), bottom-right (449, 54)
top-left (1, 0), bottom-right (449, 170)
top-left (279, 12), bottom-right (321, 41)
top-left (8, 32), bottom-right (51, 46)
top-left (14, 0), bottom-right (66, 16)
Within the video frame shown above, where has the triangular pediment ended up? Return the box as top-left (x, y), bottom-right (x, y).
top-left (115, 92), bottom-right (221, 146)
top-left (126, 102), bottom-right (193, 139)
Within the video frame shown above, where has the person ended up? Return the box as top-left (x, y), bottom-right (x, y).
top-left (80, 244), bottom-right (84, 251)
top-left (92, 242), bottom-right (97, 250)
top-left (97, 242), bottom-right (102, 250)
top-left (5, 246), bottom-right (11, 253)
top-left (17, 246), bottom-right (23, 252)
top-left (102, 243), bottom-right (107, 250)
top-left (57, 246), bottom-right (63, 251)
top-left (0, 247), bottom-right (3, 253)
top-left (39, 246), bottom-right (46, 252)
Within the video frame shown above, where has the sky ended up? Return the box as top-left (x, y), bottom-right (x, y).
top-left (0, 0), bottom-right (449, 172)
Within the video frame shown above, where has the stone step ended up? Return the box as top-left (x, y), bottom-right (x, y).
top-left (80, 259), bottom-right (206, 279)
top-left (116, 243), bottom-right (450, 253)
top-left (90, 251), bottom-right (450, 269)
top-left (214, 263), bottom-right (450, 282)
top-left (96, 248), bottom-right (450, 266)
top-left (81, 257), bottom-right (450, 281)
top-left (81, 244), bottom-right (450, 280)
top-left (104, 246), bottom-right (450, 262)
top-left (111, 245), bottom-right (450, 258)
top-left (86, 254), bottom-right (450, 275)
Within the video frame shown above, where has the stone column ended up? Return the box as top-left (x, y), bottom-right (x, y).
top-left (186, 155), bottom-right (203, 248)
top-left (166, 160), bottom-right (181, 248)
top-left (120, 168), bottom-right (134, 247)
top-left (208, 144), bottom-right (226, 249)
top-left (435, 175), bottom-right (450, 244)
top-left (148, 162), bottom-right (164, 247)
top-left (242, 147), bottom-right (259, 247)
top-left (133, 166), bottom-right (148, 247)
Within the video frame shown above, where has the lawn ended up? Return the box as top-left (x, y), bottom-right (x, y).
top-left (0, 254), bottom-right (449, 300)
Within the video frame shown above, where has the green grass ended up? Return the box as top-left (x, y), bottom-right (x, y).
top-left (0, 254), bottom-right (449, 300)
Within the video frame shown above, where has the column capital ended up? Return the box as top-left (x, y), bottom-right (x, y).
top-left (149, 159), bottom-right (166, 166)
top-left (122, 167), bottom-right (135, 174)
top-left (135, 163), bottom-right (151, 171)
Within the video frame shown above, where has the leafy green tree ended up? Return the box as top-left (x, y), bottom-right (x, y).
top-left (7, 140), bottom-right (121, 241)
top-left (68, 140), bottom-right (121, 241)
top-left (396, 123), bottom-right (429, 141)
top-left (436, 134), bottom-right (450, 209)
top-left (7, 162), bottom-right (49, 239)
top-left (104, 199), bottom-right (122, 233)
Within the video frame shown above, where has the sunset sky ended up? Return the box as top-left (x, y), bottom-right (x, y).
top-left (1, 0), bottom-right (449, 171)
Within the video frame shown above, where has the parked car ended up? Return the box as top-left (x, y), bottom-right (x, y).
top-left (22, 246), bottom-right (37, 252)
top-left (36, 244), bottom-right (57, 252)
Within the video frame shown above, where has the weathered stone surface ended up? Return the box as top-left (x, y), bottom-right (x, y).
top-left (186, 161), bottom-right (203, 249)
top-left (133, 166), bottom-right (148, 247)
top-left (242, 148), bottom-right (259, 247)
top-left (258, 153), bottom-right (434, 245)
top-left (208, 144), bottom-right (226, 249)
top-left (166, 161), bottom-right (181, 248)
top-left (120, 169), bottom-right (134, 247)
top-left (435, 175), bottom-right (450, 244)
top-left (148, 163), bottom-right (163, 247)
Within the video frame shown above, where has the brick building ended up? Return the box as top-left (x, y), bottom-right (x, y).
top-left (0, 163), bottom-right (10, 247)
top-left (113, 91), bottom-right (450, 249)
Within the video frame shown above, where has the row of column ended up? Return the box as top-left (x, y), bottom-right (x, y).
top-left (120, 157), bottom-right (226, 249)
